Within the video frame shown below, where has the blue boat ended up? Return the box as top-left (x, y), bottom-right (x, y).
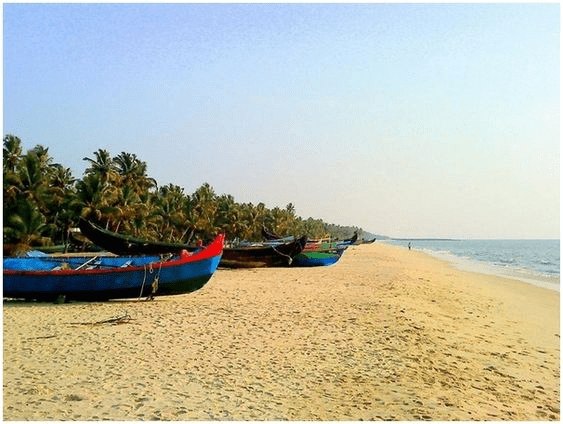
top-left (3, 234), bottom-right (224, 302)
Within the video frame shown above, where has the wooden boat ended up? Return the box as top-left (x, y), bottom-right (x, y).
top-left (259, 227), bottom-right (296, 245)
top-left (293, 233), bottom-right (356, 267)
top-left (220, 236), bottom-right (308, 268)
top-left (78, 219), bottom-right (199, 255)
top-left (292, 248), bottom-right (346, 267)
top-left (262, 226), bottom-right (282, 241)
top-left (336, 232), bottom-right (358, 248)
top-left (261, 228), bottom-right (356, 267)
top-left (264, 228), bottom-right (357, 248)
top-left (3, 234), bottom-right (224, 302)
top-left (302, 232), bottom-right (358, 252)
top-left (344, 232), bottom-right (359, 244)
top-left (79, 219), bottom-right (307, 268)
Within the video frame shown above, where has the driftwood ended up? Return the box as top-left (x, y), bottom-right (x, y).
top-left (68, 311), bottom-right (133, 326)
top-left (26, 312), bottom-right (134, 340)
top-left (27, 334), bottom-right (58, 340)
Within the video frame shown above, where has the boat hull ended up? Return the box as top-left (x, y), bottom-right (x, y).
top-left (78, 219), bottom-right (197, 255)
top-left (3, 235), bottom-right (224, 301)
top-left (292, 250), bottom-right (345, 267)
top-left (220, 236), bottom-right (307, 268)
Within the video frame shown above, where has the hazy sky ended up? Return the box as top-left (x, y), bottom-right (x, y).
top-left (3, 3), bottom-right (560, 239)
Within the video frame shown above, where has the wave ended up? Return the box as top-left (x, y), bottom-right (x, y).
top-left (385, 239), bottom-right (560, 291)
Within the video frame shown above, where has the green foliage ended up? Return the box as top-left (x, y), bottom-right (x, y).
top-left (3, 196), bottom-right (54, 255)
top-left (3, 133), bottom-right (365, 254)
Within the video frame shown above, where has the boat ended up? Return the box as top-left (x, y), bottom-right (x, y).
top-left (336, 232), bottom-right (358, 248)
top-left (261, 228), bottom-right (356, 267)
top-left (291, 248), bottom-right (347, 267)
top-left (219, 236), bottom-right (308, 268)
top-left (262, 227), bottom-right (295, 243)
top-left (264, 228), bottom-right (357, 248)
top-left (78, 219), bottom-right (199, 255)
top-left (262, 226), bottom-right (282, 241)
top-left (79, 219), bottom-right (307, 268)
top-left (292, 233), bottom-right (357, 267)
top-left (3, 234), bottom-right (224, 302)
top-left (302, 232), bottom-right (358, 252)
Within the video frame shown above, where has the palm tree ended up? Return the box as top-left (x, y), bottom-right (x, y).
top-left (76, 173), bottom-right (118, 226)
top-left (270, 206), bottom-right (295, 237)
top-left (42, 164), bottom-right (78, 246)
top-left (110, 184), bottom-right (143, 233)
top-left (238, 203), bottom-right (257, 241)
top-left (3, 134), bottom-right (23, 174)
top-left (29, 145), bottom-right (56, 171)
top-left (216, 194), bottom-right (243, 240)
top-left (114, 152), bottom-right (157, 194)
top-left (3, 197), bottom-right (54, 256)
top-left (242, 202), bottom-right (268, 241)
top-left (3, 140), bottom-right (66, 251)
top-left (19, 150), bottom-right (46, 203)
top-left (153, 184), bottom-right (190, 242)
top-left (3, 137), bottom-right (23, 205)
top-left (133, 190), bottom-right (160, 239)
top-left (190, 183), bottom-right (218, 241)
top-left (83, 149), bottom-right (118, 184)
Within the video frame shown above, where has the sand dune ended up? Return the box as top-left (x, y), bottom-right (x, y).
top-left (3, 243), bottom-right (559, 420)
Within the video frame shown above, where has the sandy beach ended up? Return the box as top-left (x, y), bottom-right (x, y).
top-left (3, 242), bottom-right (560, 421)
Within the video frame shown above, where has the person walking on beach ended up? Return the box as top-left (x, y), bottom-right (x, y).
top-left (408, 242), bottom-right (411, 250)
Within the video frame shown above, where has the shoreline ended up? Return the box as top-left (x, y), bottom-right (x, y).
top-left (3, 242), bottom-right (560, 420)
top-left (421, 247), bottom-right (560, 292)
top-left (382, 240), bottom-right (560, 292)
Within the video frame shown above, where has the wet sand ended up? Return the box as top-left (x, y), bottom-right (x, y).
top-left (3, 242), bottom-right (560, 420)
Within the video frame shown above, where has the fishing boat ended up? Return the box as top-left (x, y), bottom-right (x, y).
top-left (79, 219), bottom-right (307, 268)
top-left (261, 226), bottom-right (295, 242)
top-left (291, 248), bottom-right (347, 267)
top-left (261, 228), bottom-right (356, 267)
top-left (293, 233), bottom-right (357, 267)
top-left (302, 232), bottom-right (358, 252)
top-left (78, 219), bottom-right (199, 255)
top-left (3, 234), bottom-right (224, 302)
top-left (219, 236), bottom-right (308, 268)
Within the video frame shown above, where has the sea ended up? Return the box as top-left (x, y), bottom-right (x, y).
top-left (384, 239), bottom-right (560, 292)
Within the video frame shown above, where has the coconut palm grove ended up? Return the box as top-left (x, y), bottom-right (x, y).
top-left (3, 134), bottom-right (368, 256)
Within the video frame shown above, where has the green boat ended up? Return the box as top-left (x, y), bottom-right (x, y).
top-left (292, 248), bottom-right (346, 267)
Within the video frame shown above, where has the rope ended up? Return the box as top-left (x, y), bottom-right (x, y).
top-left (271, 244), bottom-right (294, 265)
top-left (138, 265), bottom-right (148, 300)
top-left (147, 262), bottom-right (162, 301)
top-left (138, 256), bottom-right (166, 301)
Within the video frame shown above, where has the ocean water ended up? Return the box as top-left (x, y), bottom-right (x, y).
top-left (384, 239), bottom-right (560, 292)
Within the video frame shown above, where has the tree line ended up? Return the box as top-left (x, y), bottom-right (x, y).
top-left (3, 134), bottom-right (364, 255)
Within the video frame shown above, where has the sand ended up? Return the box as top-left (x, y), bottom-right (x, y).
top-left (3, 242), bottom-right (560, 421)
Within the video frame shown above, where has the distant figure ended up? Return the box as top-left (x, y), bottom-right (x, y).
top-left (408, 242), bottom-right (411, 250)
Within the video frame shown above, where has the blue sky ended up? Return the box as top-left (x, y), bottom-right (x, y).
top-left (3, 3), bottom-right (560, 239)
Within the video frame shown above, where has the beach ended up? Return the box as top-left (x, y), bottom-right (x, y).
top-left (3, 242), bottom-right (560, 421)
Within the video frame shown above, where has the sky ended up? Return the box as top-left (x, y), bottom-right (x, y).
top-left (3, 3), bottom-right (560, 239)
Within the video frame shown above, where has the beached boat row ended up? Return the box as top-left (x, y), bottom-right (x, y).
top-left (78, 219), bottom-right (309, 268)
top-left (3, 221), bottom-right (360, 302)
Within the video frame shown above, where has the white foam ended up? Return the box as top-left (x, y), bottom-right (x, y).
top-left (422, 248), bottom-right (560, 292)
